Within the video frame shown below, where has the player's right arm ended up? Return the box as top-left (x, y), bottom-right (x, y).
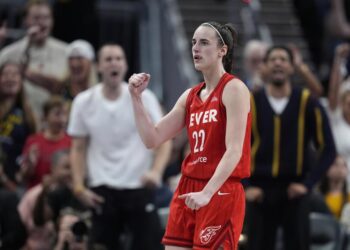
top-left (129, 73), bottom-right (190, 148)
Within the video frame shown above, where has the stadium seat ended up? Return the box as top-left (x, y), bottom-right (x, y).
top-left (310, 212), bottom-right (343, 250)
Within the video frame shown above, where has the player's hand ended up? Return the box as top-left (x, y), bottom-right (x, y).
top-left (178, 191), bottom-right (211, 210)
top-left (76, 188), bottom-right (104, 208)
top-left (245, 187), bottom-right (264, 202)
top-left (287, 183), bottom-right (307, 199)
top-left (141, 170), bottom-right (162, 188)
top-left (128, 73), bottom-right (150, 97)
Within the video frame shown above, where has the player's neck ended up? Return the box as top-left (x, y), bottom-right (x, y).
top-left (202, 67), bottom-right (226, 91)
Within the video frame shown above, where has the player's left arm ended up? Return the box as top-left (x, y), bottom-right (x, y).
top-left (179, 78), bottom-right (250, 209)
top-left (202, 79), bottom-right (250, 196)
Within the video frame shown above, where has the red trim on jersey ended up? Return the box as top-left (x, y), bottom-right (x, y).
top-left (162, 236), bottom-right (193, 248)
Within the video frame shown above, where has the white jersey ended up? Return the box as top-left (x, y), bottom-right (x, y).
top-left (68, 83), bottom-right (163, 189)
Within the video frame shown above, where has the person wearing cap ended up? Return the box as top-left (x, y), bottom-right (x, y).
top-left (15, 39), bottom-right (97, 102)
top-left (61, 39), bottom-right (97, 101)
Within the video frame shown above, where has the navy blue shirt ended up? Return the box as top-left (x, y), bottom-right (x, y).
top-left (0, 107), bottom-right (32, 181)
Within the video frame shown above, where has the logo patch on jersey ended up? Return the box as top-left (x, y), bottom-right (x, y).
top-left (218, 191), bottom-right (230, 196)
top-left (199, 225), bottom-right (222, 244)
top-left (211, 96), bottom-right (219, 102)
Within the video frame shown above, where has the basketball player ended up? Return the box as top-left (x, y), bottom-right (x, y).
top-left (129, 22), bottom-right (251, 250)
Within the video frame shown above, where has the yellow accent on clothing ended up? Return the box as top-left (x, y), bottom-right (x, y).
top-left (315, 108), bottom-right (325, 152)
top-left (272, 116), bottom-right (281, 177)
top-left (297, 90), bottom-right (310, 175)
top-left (325, 193), bottom-right (344, 219)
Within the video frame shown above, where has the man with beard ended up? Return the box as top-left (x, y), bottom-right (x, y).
top-left (245, 45), bottom-right (336, 250)
top-left (68, 44), bottom-right (171, 250)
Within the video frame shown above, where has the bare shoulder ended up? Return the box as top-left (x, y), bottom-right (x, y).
top-left (180, 88), bottom-right (192, 99)
top-left (223, 78), bottom-right (250, 102)
top-left (176, 88), bottom-right (192, 107)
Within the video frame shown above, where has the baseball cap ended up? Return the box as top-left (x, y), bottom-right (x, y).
top-left (67, 39), bottom-right (95, 61)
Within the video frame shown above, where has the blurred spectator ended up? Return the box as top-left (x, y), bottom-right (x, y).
top-left (18, 149), bottom-right (74, 250)
top-left (18, 180), bottom-right (55, 250)
top-left (289, 43), bottom-right (324, 97)
top-left (62, 40), bottom-right (97, 101)
top-left (53, 214), bottom-right (87, 250)
top-left (25, 39), bottom-right (97, 101)
top-left (19, 96), bottom-right (71, 188)
top-left (0, 189), bottom-right (27, 250)
top-left (162, 131), bottom-right (187, 185)
top-left (327, 43), bottom-right (350, 191)
top-left (0, 0), bottom-right (68, 119)
top-left (242, 40), bottom-right (324, 96)
top-left (0, 62), bottom-right (36, 190)
top-left (68, 44), bottom-right (171, 250)
top-left (242, 39), bottom-right (269, 91)
top-left (319, 155), bottom-right (349, 219)
top-left (246, 45), bottom-right (336, 250)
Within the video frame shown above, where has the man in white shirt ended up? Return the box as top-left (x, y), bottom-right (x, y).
top-left (0, 0), bottom-right (68, 118)
top-left (68, 44), bottom-right (171, 250)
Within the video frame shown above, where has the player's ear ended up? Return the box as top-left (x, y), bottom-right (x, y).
top-left (219, 45), bottom-right (228, 57)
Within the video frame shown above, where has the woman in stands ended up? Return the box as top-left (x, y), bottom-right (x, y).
top-left (0, 61), bottom-right (36, 190)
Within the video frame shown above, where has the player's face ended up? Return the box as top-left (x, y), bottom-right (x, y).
top-left (98, 46), bottom-right (128, 87)
top-left (265, 49), bottom-right (294, 87)
top-left (0, 63), bottom-right (22, 97)
top-left (192, 26), bottom-right (223, 71)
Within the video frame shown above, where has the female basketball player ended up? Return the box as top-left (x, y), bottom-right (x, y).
top-left (128, 21), bottom-right (251, 250)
